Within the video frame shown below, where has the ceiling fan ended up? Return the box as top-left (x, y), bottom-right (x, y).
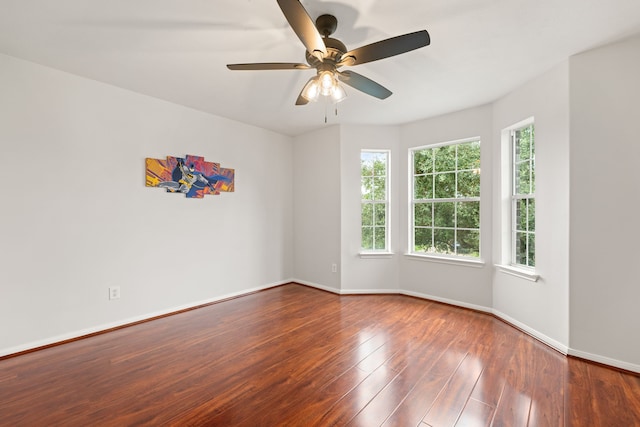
top-left (227, 0), bottom-right (430, 105)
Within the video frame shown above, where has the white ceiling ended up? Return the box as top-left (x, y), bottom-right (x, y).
top-left (1, 0), bottom-right (640, 136)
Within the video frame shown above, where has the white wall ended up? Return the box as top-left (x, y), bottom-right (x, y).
top-left (569, 35), bottom-right (640, 369)
top-left (492, 62), bottom-right (570, 352)
top-left (398, 105), bottom-right (494, 309)
top-left (292, 126), bottom-right (342, 291)
top-left (339, 125), bottom-right (401, 292)
top-left (0, 54), bottom-right (293, 355)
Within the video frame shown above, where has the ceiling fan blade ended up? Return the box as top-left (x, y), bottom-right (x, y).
top-left (339, 30), bottom-right (430, 66)
top-left (337, 70), bottom-right (392, 99)
top-left (227, 63), bottom-right (310, 70)
top-left (277, 0), bottom-right (326, 60)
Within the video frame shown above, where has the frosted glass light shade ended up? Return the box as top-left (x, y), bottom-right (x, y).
top-left (331, 84), bottom-right (347, 103)
top-left (301, 77), bottom-right (320, 102)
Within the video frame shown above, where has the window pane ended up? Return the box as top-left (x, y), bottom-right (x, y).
top-left (434, 202), bottom-right (455, 228)
top-left (516, 126), bottom-right (533, 161)
top-left (517, 161), bottom-right (531, 194)
top-left (434, 228), bottom-right (455, 254)
top-left (528, 234), bottom-right (536, 267)
top-left (457, 201), bottom-right (480, 229)
top-left (414, 175), bottom-right (432, 199)
top-left (528, 199), bottom-right (535, 232)
top-left (530, 127), bottom-right (535, 157)
top-left (457, 141), bottom-right (481, 170)
top-left (414, 227), bottom-right (433, 252)
top-left (414, 149), bottom-right (433, 174)
top-left (361, 156), bottom-right (374, 177)
top-left (361, 177), bottom-right (373, 200)
top-left (414, 203), bottom-right (432, 227)
top-left (361, 203), bottom-right (373, 226)
top-left (515, 231), bottom-right (527, 265)
top-left (531, 161), bottom-right (536, 193)
top-left (374, 227), bottom-right (386, 250)
top-left (374, 203), bottom-right (386, 226)
top-left (457, 230), bottom-right (480, 256)
top-left (361, 227), bottom-right (373, 250)
top-left (434, 145), bottom-right (456, 172)
top-left (372, 154), bottom-right (387, 176)
top-left (434, 172), bottom-right (456, 198)
top-left (457, 170), bottom-right (480, 197)
top-left (373, 177), bottom-right (386, 200)
top-left (515, 199), bottom-right (527, 232)
top-left (414, 227), bottom-right (432, 252)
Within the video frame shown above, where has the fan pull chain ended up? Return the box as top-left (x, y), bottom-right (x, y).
top-left (324, 102), bottom-right (328, 123)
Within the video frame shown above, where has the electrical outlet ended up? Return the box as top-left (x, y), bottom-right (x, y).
top-left (109, 286), bottom-right (121, 300)
top-left (331, 263), bottom-right (337, 273)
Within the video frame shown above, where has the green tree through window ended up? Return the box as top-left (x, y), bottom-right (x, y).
top-left (411, 139), bottom-right (481, 257)
top-left (361, 151), bottom-right (389, 251)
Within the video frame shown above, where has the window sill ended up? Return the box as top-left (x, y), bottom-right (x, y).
top-left (496, 264), bottom-right (539, 282)
top-left (359, 252), bottom-right (395, 259)
top-left (405, 253), bottom-right (485, 268)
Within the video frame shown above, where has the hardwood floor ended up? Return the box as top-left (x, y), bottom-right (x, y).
top-left (1, 284), bottom-right (638, 426)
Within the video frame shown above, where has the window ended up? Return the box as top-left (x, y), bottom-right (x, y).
top-left (361, 150), bottom-right (389, 251)
top-left (411, 139), bottom-right (481, 258)
top-left (511, 124), bottom-right (535, 267)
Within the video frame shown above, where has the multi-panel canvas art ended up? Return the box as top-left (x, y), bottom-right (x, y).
top-left (145, 154), bottom-right (234, 198)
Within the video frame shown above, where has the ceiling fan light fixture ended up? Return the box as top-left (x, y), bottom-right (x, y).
top-left (301, 77), bottom-right (321, 102)
top-left (331, 84), bottom-right (347, 103)
top-left (319, 71), bottom-right (335, 96)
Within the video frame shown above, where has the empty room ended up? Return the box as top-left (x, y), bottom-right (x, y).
top-left (1, 0), bottom-right (639, 425)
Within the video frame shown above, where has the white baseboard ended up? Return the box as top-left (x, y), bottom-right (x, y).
top-left (491, 309), bottom-right (569, 355)
top-left (291, 278), bottom-right (399, 296)
top-left (342, 288), bottom-right (401, 295)
top-left (401, 289), bottom-right (492, 314)
top-left (568, 348), bottom-right (640, 374)
top-left (290, 279), bottom-right (341, 294)
top-left (0, 280), bottom-right (290, 358)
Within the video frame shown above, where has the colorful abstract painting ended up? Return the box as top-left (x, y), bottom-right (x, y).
top-left (145, 154), bottom-right (234, 198)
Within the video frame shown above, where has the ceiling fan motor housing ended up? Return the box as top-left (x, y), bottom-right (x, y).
top-left (306, 37), bottom-right (347, 68)
top-left (305, 14), bottom-right (347, 68)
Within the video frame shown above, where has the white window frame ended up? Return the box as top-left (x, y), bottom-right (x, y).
top-left (511, 123), bottom-right (536, 268)
top-left (360, 150), bottom-right (390, 254)
top-left (497, 118), bottom-right (539, 282)
top-left (409, 137), bottom-right (482, 263)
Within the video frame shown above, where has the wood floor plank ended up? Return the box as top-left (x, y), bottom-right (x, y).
top-left (491, 382), bottom-right (532, 427)
top-left (468, 321), bottom-right (515, 408)
top-left (0, 284), bottom-right (638, 426)
top-left (455, 398), bottom-right (494, 427)
top-left (527, 342), bottom-right (566, 426)
top-left (381, 350), bottom-right (468, 426)
top-left (421, 352), bottom-right (485, 426)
